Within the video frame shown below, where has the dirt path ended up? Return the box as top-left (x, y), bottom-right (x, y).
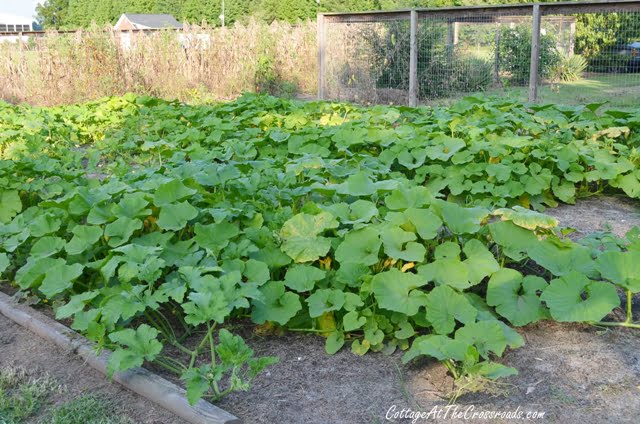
top-left (407, 321), bottom-right (640, 424)
top-left (545, 195), bottom-right (640, 237)
top-left (0, 313), bottom-right (188, 424)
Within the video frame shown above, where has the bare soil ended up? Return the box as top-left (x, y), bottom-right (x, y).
top-left (545, 195), bottom-right (640, 237)
top-left (2, 195), bottom-right (640, 424)
top-left (0, 313), bottom-right (188, 424)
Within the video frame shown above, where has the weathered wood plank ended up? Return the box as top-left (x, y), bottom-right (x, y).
top-left (528, 4), bottom-right (542, 103)
top-left (317, 14), bottom-right (326, 100)
top-left (0, 292), bottom-right (240, 424)
top-left (408, 10), bottom-right (418, 107)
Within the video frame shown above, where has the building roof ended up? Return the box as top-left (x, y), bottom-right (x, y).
top-left (0, 13), bottom-right (33, 25)
top-left (120, 14), bottom-right (183, 29)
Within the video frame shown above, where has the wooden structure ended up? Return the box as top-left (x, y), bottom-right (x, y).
top-left (318, 0), bottom-right (640, 104)
top-left (114, 14), bottom-right (183, 31)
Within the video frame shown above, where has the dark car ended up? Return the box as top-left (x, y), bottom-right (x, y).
top-left (621, 41), bottom-right (640, 72)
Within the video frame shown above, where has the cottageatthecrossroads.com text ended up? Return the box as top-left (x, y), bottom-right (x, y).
top-left (386, 405), bottom-right (546, 422)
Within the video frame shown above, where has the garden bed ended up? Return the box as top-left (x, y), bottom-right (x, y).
top-left (2, 94), bottom-right (640, 424)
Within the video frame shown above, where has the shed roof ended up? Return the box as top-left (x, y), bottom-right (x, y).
top-left (122, 14), bottom-right (182, 29)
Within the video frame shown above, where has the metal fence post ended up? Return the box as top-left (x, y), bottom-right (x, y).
top-left (528, 4), bottom-right (541, 102)
top-left (409, 10), bottom-right (418, 107)
top-left (317, 14), bottom-right (326, 100)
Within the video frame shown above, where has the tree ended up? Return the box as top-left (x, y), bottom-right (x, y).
top-left (36, 0), bottom-right (70, 28)
top-left (154, 0), bottom-right (185, 17)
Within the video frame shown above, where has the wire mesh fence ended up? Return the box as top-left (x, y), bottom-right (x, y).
top-left (319, 1), bottom-right (640, 108)
top-left (323, 13), bottom-right (411, 104)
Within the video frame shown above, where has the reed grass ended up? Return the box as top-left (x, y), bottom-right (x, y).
top-left (0, 20), bottom-right (317, 105)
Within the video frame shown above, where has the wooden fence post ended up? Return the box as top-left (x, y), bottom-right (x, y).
top-left (317, 14), bottom-right (326, 100)
top-left (494, 25), bottom-right (501, 85)
top-left (528, 3), bottom-right (542, 103)
top-left (409, 10), bottom-right (418, 107)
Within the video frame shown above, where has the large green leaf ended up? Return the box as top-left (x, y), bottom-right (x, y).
top-left (157, 201), bottom-right (198, 231)
top-left (385, 187), bottom-right (432, 210)
top-left (29, 214), bottom-right (61, 237)
top-left (455, 320), bottom-right (508, 359)
top-left (343, 311), bottom-right (366, 331)
top-left (335, 226), bottom-right (381, 266)
top-left (541, 271), bottom-right (620, 322)
top-left (462, 239), bottom-right (500, 285)
top-left (0, 253), bottom-right (9, 275)
top-left (183, 290), bottom-right (231, 325)
top-left (336, 172), bottom-right (377, 196)
top-left (194, 222), bottom-right (239, 251)
top-left (611, 172), bottom-right (640, 198)
top-left (402, 334), bottom-right (470, 364)
top-left (279, 212), bottom-right (337, 263)
top-left (15, 257), bottom-right (62, 290)
top-left (283, 265), bottom-right (326, 292)
top-left (424, 135), bottom-right (466, 161)
top-left (466, 361), bottom-right (518, 380)
top-left (153, 179), bottom-right (197, 206)
top-left (107, 324), bottom-right (163, 376)
top-left (489, 220), bottom-right (538, 260)
top-left (432, 200), bottom-right (489, 235)
top-left (66, 225), bottom-right (103, 255)
top-left (380, 226), bottom-right (426, 262)
top-left (371, 268), bottom-right (428, 316)
top-left (0, 190), bottom-right (21, 223)
top-left (325, 331), bottom-right (345, 355)
top-left (418, 258), bottom-right (470, 290)
top-left (403, 208), bottom-right (442, 240)
top-left (251, 281), bottom-right (302, 325)
top-left (30, 236), bottom-right (66, 259)
top-left (595, 250), bottom-right (640, 293)
top-left (55, 290), bottom-right (100, 320)
top-left (493, 206), bottom-right (558, 230)
top-left (111, 193), bottom-right (151, 219)
top-left (487, 269), bottom-right (547, 326)
top-left (424, 285), bottom-right (477, 334)
top-left (528, 239), bottom-right (596, 277)
top-left (306, 289), bottom-right (345, 318)
top-left (104, 217), bottom-right (143, 247)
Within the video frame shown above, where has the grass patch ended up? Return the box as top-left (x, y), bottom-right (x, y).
top-left (46, 396), bottom-right (134, 424)
top-left (430, 73), bottom-right (640, 109)
top-left (0, 366), bottom-right (133, 424)
top-left (0, 366), bottom-right (61, 423)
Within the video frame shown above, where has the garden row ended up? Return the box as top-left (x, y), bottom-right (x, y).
top-left (0, 94), bottom-right (639, 403)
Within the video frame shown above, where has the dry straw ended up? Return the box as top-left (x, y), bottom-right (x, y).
top-left (0, 20), bottom-right (317, 105)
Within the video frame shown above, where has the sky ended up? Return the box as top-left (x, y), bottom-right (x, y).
top-left (0, 0), bottom-right (42, 23)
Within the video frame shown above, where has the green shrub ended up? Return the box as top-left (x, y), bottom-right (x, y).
top-left (498, 25), bottom-right (561, 85)
top-left (552, 54), bottom-right (588, 82)
top-left (418, 54), bottom-right (493, 98)
top-left (586, 52), bottom-right (630, 73)
top-left (255, 54), bottom-right (299, 98)
top-left (370, 22), bottom-right (493, 99)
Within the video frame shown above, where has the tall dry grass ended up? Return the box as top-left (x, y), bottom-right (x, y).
top-left (0, 20), bottom-right (317, 106)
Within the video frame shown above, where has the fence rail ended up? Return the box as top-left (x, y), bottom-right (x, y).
top-left (318, 1), bottom-right (640, 108)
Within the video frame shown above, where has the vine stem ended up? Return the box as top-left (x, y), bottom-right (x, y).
top-left (625, 289), bottom-right (633, 324)
top-left (171, 340), bottom-right (195, 356)
top-left (591, 321), bottom-right (640, 329)
top-left (443, 359), bottom-right (459, 380)
top-left (593, 289), bottom-right (638, 329)
top-left (287, 328), bottom-right (331, 333)
top-left (153, 357), bottom-right (184, 375)
top-left (188, 322), bottom-right (217, 369)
